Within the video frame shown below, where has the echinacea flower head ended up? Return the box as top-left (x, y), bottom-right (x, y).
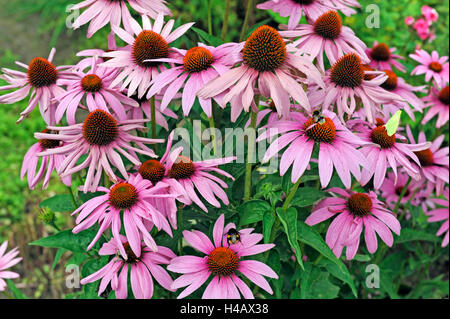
top-left (34, 109), bottom-right (163, 192)
top-left (0, 241), bottom-right (22, 292)
top-left (406, 126), bottom-right (449, 196)
top-left (306, 188), bottom-right (401, 259)
top-left (425, 188), bottom-right (449, 247)
top-left (356, 119), bottom-right (431, 189)
top-left (167, 214), bottom-right (278, 299)
top-left (379, 70), bottom-right (426, 121)
top-left (421, 85), bottom-right (449, 128)
top-left (72, 173), bottom-right (175, 258)
top-left (198, 25), bottom-right (324, 122)
top-left (280, 10), bottom-right (369, 71)
top-left (0, 48), bottom-right (75, 124)
top-left (71, 0), bottom-right (171, 38)
top-left (101, 14), bottom-right (194, 99)
top-left (410, 49), bottom-right (449, 88)
top-left (21, 129), bottom-right (71, 190)
top-left (158, 132), bottom-right (236, 212)
top-left (146, 42), bottom-right (239, 118)
top-left (259, 110), bottom-right (369, 188)
top-left (315, 53), bottom-right (403, 123)
top-left (257, 0), bottom-right (335, 29)
top-left (55, 57), bottom-right (139, 124)
top-left (81, 236), bottom-right (175, 299)
top-left (366, 42), bottom-right (406, 72)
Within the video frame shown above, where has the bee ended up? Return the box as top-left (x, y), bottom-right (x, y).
top-left (312, 110), bottom-right (325, 124)
top-left (226, 228), bottom-right (241, 245)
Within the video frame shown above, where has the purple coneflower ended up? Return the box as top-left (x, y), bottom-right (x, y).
top-left (198, 25), bottom-right (324, 122)
top-left (21, 129), bottom-right (71, 190)
top-left (421, 85), bottom-right (449, 128)
top-left (71, 0), bottom-right (171, 38)
top-left (0, 48), bottom-right (74, 124)
top-left (356, 119), bottom-right (431, 189)
top-left (379, 170), bottom-right (417, 210)
top-left (0, 241), bottom-right (22, 292)
top-left (425, 188), bottom-right (449, 247)
top-left (146, 42), bottom-right (239, 118)
top-left (72, 173), bottom-right (175, 258)
top-left (259, 110), bottom-right (368, 188)
top-left (366, 42), bottom-right (406, 72)
top-left (168, 214), bottom-right (278, 299)
top-left (101, 14), bottom-right (194, 99)
top-left (410, 49), bottom-right (449, 88)
top-left (406, 126), bottom-right (449, 196)
top-left (306, 188), bottom-right (401, 260)
top-left (81, 236), bottom-right (175, 299)
top-left (280, 10), bottom-right (368, 71)
top-left (34, 109), bottom-right (163, 192)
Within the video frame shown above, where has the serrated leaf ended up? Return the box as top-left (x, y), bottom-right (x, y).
top-left (290, 187), bottom-right (327, 207)
top-left (276, 207), bottom-right (303, 269)
top-left (29, 228), bottom-right (99, 253)
top-left (238, 200), bottom-right (271, 225)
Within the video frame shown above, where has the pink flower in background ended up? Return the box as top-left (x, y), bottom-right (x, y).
top-left (72, 174), bottom-right (176, 258)
top-left (102, 14), bottom-right (194, 99)
top-left (259, 110), bottom-right (369, 188)
top-left (422, 5), bottom-right (439, 23)
top-left (146, 42), bottom-right (240, 118)
top-left (55, 56), bottom-right (139, 124)
top-left (306, 188), bottom-right (401, 259)
top-left (198, 25), bottom-right (324, 122)
top-left (404, 16), bottom-right (415, 25)
top-left (81, 236), bottom-right (175, 299)
top-left (410, 49), bottom-right (449, 88)
top-left (168, 214), bottom-right (278, 299)
top-left (406, 126), bottom-right (449, 196)
top-left (159, 132), bottom-right (236, 212)
top-left (425, 188), bottom-right (449, 247)
top-left (379, 70), bottom-right (426, 121)
top-left (21, 129), bottom-right (71, 190)
top-left (0, 48), bottom-right (75, 124)
top-left (356, 119), bottom-right (431, 189)
top-left (0, 241), bottom-right (22, 292)
top-left (422, 85), bottom-right (449, 128)
top-left (379, 170), bottom-right (417, 209)
top-left (34, 110), bottom-right (163, 192)
top-left (280, 10), bottom-right (369, 71)
top-left (71, 0), bottom-right (171, 38)
top-left (366, 42), bottom-right (406, 72)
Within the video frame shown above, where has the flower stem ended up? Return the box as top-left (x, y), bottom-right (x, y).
top-left (221, 0), bottom-right (231, 41)
top-left (208, 115), bottom-right (218, 156)
top-left (150, 96), bottom-right (158, 152)
top-left (207, 0), bottom-right (213, 35)
top-left (282, 178), bottom-right (302, 212)
top-left (67, 185), bottom-right (78, 208)
top-left (393, 176), bottom-right (412, 215)
top-left (239, 0), bottom-right (254, 42)
top-left (244, 110), bottom-right (258, 201)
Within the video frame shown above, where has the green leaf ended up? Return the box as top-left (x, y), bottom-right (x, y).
top-left (262, 210), bottom-right (276, 244)
top-left (318, 259), bottom-right (358, 297)
top-left (6, 280), bottom-right (28, 299)
top-left (80, 256), bottom-right (110, 299)
top-left (353, 254), bottom-right (371, 262)
top-left (396, 228), bottom-right (439, 243)
top-left (52, 248), bottom-right (67, 271)
top-left (39, 194), bottom-right (75, 212)
top-left (296, 263), bottom-right (339, 299)
top-left (276, 207), bottom-right (303, 269)
top-left (290, 187), bottom-right (327, 207)
top-left (29, 228), bottom-right (99, 253)
top-left (238, 200), bottom-right (271, 225)
top-left (298, 221), bottom-right (357, 297)
top-left (191, 27), bottom-right (223, 46)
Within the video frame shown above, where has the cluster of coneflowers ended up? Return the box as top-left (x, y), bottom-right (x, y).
top-left (0, 0), bottom-right (448, 299)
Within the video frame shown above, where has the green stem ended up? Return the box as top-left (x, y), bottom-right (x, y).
top-left (209, 105), bottom-right (218, 156)
top-left (67, 185), bottom-right (78, 208)
top-left (207, 0), bottom-right (213, 35)
top-left (239, 0), bottom-right (254, 42)
top-left (221, 0), bottom-right (231, 41)
top-left (150, 96), bottom-right (158, 152)
top-left (243, 110), bottom-right (258, 201)
top-left (282, 178), bottom-right (302, 212)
